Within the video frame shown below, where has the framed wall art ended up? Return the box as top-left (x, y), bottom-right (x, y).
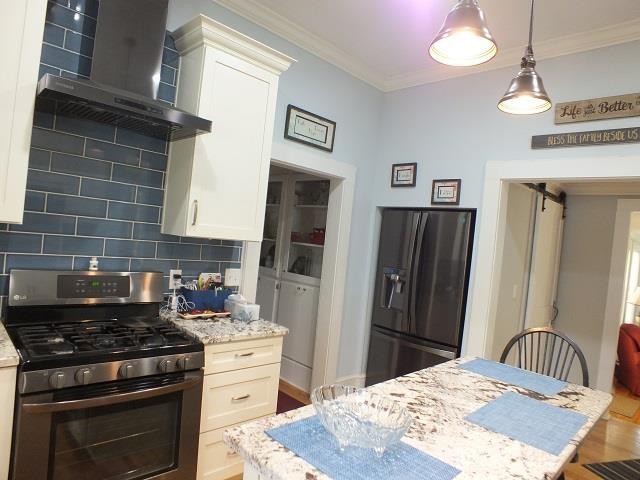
top-left (431, 179), bottom-right (461, 205)
top-left (391, 163), bottom-right (417, 187)
top-left (284, 105), bottom-right (336, 152)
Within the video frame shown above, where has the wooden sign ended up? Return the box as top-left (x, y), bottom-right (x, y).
top-left (555, 92), bottom-right (640, 124)
top-left (531, 127), bottom-right (640, 149)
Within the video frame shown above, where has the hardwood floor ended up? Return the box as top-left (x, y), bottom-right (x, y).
top-left (610, 380), bottom-right (640, 425)
top-left (278, 379), bottom-right (311, 405)
top-left (565, 414), bottom-right (640, 478)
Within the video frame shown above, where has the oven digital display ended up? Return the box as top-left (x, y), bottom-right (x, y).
top-left (57, 275), bottom-right (131, 298)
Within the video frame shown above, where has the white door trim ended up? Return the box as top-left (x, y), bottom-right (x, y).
top-left (466, 156), bottom-right (640, 382)
top-left (598, 199), bottom-right (640, 392)
top-left (242, 142), bottom-right (356, 390)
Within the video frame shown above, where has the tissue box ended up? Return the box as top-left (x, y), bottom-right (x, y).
top-left (224, 299), bottom-right (260, 322)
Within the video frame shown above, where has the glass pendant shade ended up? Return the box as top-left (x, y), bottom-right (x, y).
top-left (429, 0), bottom-right (497, 67)
top-left (497, 54), bottom-right (551, 114)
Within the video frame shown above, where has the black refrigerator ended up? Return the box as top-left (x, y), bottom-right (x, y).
top-left (365, 208), bottom-right (475, 386)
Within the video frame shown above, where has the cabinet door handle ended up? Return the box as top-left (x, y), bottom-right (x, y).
top-left (226, 450), bottom-right (238, 457)
top-left (232, 394), bottom-right (251, 401)
top-left (235, 352), bottom-right (255, 358)
top-left (192, 200), bottom-right (198, 226)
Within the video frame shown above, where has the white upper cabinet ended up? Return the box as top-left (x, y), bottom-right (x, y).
top-left (0, 0), bottom-right (46, 223)
top-left (163, 16), bottom-right (295, 241)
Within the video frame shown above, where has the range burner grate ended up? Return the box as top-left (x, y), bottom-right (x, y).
top-left (16, 318), bottom-right (190, 358)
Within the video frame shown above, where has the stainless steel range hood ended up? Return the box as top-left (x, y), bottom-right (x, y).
top-left (36, 0), bottom-right (211, 140)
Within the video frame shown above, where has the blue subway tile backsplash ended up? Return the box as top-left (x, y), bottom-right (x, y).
top-left (0, 2), bottom-right (242, 311)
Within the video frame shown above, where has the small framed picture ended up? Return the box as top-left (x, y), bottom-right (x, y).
top-left (391, 163), bottom-right (417, 187)
top-left (284, 105), bottom-right (336, 152)
top-left (432, 179), bottom-right (461, 205)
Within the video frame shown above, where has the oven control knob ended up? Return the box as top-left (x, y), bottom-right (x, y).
top-left (176, 356), bottom-right (191, 370)
top-left (49, 371), bottom-right (66, 389)
top-left (75, 368), bottom-right (93, 385)
top-left (119, 363), bottom-right (136, 379)
top-left (158, 359), bottom-right (174, 373)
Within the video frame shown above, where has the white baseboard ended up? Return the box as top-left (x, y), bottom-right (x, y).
top-left (280, 356), bottom-right (312, 393)
top-left (334, 373), bottom-right (366, 388)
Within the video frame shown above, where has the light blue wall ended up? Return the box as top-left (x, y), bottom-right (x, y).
top-left (167, 1), bottom-right (384, 378)
top-left (167, 1), bottom-right (640, 378)
top-left (374, 40), bottom-right (640, 352)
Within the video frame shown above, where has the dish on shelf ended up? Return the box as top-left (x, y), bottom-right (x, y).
top-left (311, 384), bottom-right (413, 457)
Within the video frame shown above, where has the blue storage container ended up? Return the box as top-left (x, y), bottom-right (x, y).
top-left (181, 288), bottom-right (231, 311)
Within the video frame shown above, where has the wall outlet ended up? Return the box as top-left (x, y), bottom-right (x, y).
top-left (169, 269), bottom-right (182, 289)
top-left (224, 268), bottom-right (242, 287)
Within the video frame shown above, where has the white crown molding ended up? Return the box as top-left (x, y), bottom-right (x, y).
top-left (211, 1), bottom-right (640, 93)
top-left (211, 0), bottom-right (387, 90)
top-left (385, 17), bottom-right (640, 91)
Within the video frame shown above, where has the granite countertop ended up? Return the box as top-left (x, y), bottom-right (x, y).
top-left (0, 323), bottom-right (20, 368)
top-left (162, 311), bottom-right (288, 344)
top-left (224, 357), bottom-right (612, 480)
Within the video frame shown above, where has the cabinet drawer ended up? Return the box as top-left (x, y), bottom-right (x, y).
top-left (201, 363), bottom-right (280, 432)
top-left (204, 337), bottom-right (283, 374)
top-left (197, 415), bottom-right (270, 480)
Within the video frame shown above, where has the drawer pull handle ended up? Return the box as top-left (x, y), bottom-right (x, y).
top-left (227, 450), bottom-right (238, 457)
top-left (236, 352), bottom-right (255, 358)
top-left (232, 394), bottom-right (251, 401)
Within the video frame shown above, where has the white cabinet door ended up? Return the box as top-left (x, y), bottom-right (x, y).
top-left (0, 0), bottom-right (46, 223)
top-left (0, 367), bottom-right (17, 480)
top-left (162, 16), bottom-right (294, 241)
top-left (255, 272), bottom-right (278, 322)
top-left (276, 280), bottom-right (319, 368)
top-left (187, 49), bottom-right (278, 240)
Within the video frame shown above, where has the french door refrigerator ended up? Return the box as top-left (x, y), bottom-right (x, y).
top-left (365, 208), bottom-right (475, 386)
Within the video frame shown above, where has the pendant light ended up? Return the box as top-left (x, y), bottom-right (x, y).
top-left (429, 0), bottom-right (497, 67)
top-left (497, 0), bottom-right (551, 115)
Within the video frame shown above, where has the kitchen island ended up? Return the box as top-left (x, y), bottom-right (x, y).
top-left (224, 357), bottom-right (611, 480)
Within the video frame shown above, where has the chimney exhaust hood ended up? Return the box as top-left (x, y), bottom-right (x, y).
top-left (36, 0), bottom-right (211, 141)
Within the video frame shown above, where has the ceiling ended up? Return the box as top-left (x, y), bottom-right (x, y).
top-left (213, 0), bottom-right (640, 91)
top-left (553, 180), bottom-right (640, 196)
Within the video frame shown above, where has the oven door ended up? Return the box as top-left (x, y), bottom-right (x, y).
top-left (11, 371), bottom-right (203, 480)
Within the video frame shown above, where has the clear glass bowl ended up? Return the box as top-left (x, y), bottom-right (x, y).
top-left (311, 384), bottom-right (413, 457)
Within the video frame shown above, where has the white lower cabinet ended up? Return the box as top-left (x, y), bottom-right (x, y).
top-left (197, 336), bottom-right (283, 480)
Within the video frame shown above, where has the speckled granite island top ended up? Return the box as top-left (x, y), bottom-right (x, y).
top-left (0, 322), bottom-right (20, 368)
top-left (163, 313), bottom-right (288, 344)
top-left (224, 357), bottom-right (611, 480)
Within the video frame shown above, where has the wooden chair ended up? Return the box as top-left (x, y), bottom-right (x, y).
top-left (499, 327), bottom-right (590, 387)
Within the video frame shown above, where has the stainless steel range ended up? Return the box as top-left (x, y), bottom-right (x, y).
top-left (5, 270), bottom-right (204, 480)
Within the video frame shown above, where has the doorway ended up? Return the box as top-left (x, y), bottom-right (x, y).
top-left (256, 164), bottom-right (330, 395)
top-left (240, 142), bottom-right (356, 395)
top-left (467, 156), bottom-right (640, 394)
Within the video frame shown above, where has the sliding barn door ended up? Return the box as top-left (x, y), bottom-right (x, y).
top-left (525, 195), bottom-right (565, 328)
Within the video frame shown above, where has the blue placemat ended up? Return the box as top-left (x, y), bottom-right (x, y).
top-left (465, 391), bottom-right (588, 455)
top-left (459, 358), bottom-right (567, 395)
top-left (266, 415), bottom-right (460, 480)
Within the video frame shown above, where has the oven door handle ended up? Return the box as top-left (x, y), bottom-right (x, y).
top-left (22, 376), bottom-right (201, 414)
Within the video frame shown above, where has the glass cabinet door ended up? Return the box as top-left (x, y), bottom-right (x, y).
top-left (260, 181), bottom-right (283, 269)
top-left (287, 180), bottom-right (329, 279)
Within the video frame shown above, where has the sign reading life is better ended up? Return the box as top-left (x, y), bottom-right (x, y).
top-left (555, 93), bottom-right (640, 124)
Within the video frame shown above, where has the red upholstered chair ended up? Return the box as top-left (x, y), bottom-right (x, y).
top-left (616, 323), bottom-right (640, 396)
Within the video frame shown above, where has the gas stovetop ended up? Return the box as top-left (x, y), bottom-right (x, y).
top-left (9, 316), bottom-right (200, 367)
top-left (5, 270), bottom-right (204, 394)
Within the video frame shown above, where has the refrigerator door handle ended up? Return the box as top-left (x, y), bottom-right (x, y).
top-left (377, 327), bottom-right (456, 360)
top-left (404, 212), bottom-right (421, 328)
top-left (409, 212), bottom-right (428, 332)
